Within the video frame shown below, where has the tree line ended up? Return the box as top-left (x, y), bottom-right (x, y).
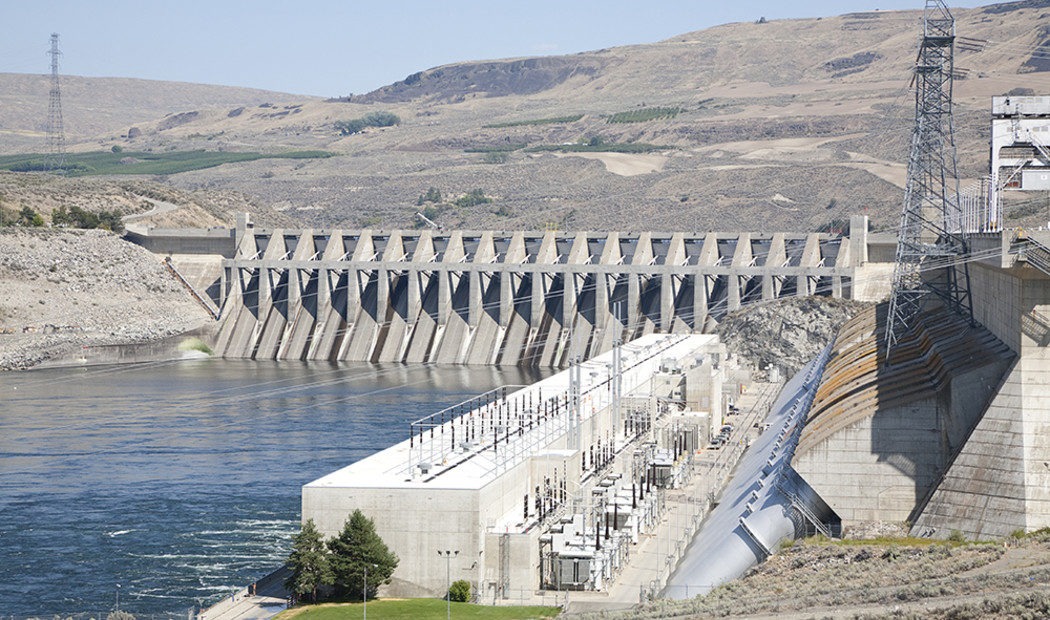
top-left (285, 510), bottom-right (399, 603)
top-left (0, 204), bottom-right (124, 233)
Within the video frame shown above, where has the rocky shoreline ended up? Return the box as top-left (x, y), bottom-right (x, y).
top-left (0, 228), bottom-right (212, 370)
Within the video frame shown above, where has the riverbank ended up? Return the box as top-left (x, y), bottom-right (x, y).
top-left (0, 227), bottom-right (213, 369)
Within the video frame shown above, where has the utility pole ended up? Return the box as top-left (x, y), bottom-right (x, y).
top-left (612, 338), bottom-right (622, 440)
top-left (45, 33), bottom-right (66, 172)
top-left (885, 0), bottom-right (972, 361)
top-left (363, 563), bottom-right (377, 620)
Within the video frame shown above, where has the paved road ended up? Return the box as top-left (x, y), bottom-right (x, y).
top-left (121, 196), bottom-right (181, 224)
top-left (201, 568), bottom-right (291, 620)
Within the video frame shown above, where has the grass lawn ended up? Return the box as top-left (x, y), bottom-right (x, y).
top-left (277, 599), bottom-right (560, 620)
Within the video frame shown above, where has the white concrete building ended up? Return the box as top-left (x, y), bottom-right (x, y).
top-left (302, 333), bottom-right (728, 599)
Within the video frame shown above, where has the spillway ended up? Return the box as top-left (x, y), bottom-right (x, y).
top-left (214, 222), bottom-right (872, 365)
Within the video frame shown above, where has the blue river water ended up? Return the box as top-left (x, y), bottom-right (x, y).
top-left (0, 359), bottom-right (550, 617)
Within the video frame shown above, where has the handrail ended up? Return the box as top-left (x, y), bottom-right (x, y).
top-left (163, 257), bottom-right (220, 320)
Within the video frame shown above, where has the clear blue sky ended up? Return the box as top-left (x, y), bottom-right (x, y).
top-left (0, 0), bottom-right (990, 97)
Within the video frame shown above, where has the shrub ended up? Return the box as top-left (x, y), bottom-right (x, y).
top-left (455, 189), bottom-right (492, 208)
top-left (448, 579), bottom-right (471, 603)
top-left (334, 119), bottom-right (366, 135)
top-left (50, 205), bottom-right (123, 233)
top-left (98, 209), bottom-right (125, 234)
top-left (416, 187), bottom-right (442, 206)
top-left (17, 206), bottom-right (44, 227)
top-left (335, 112), bottom-right (401, 135)
top-left (421, 205), bottom-right (441, 221)
top-left (362, 111), bottom-right (400, 128)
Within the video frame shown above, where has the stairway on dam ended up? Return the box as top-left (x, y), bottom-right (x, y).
top-left (213, 222), bottom-right (873, 365)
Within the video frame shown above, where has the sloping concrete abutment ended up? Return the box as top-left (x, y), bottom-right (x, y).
top-left (793, 230), bottom-right (1050, 539)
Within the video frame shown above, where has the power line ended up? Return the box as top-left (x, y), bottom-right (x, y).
top-left (44, 33), bottom-right (66, 172)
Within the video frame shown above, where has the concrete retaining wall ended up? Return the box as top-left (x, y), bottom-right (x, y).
top-left (125, 227), bottom-right (237, 257)
top-left (792, 304), bottom-right (1013, 530)
top-left (913, 261), bottom-right (1050, 538)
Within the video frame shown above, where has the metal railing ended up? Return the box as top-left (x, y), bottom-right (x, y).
top-left (163, 257), bottom-right (220, 320)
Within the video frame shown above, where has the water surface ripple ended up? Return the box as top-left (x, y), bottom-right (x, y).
top-left (0, 359), bottom-right (546, 616)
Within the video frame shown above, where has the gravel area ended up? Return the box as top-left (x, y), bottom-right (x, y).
top-left (716, 296), bottom-right (871, 380)
top-left (580, 535), bottom-right (1050, 619)
top-left (0, 228), bottom-right (211, 370)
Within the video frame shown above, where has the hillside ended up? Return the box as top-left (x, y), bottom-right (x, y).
top-left (0, 228), bottom-right (212, 369)
top-left (0, 172), bottom-right (295, 229)
top-left (6, 2), bottom-right (1050, 233)
top-left (578, 533), bottom-right (1050, 619)
top-left (0, 73), bottom-right (311, 153)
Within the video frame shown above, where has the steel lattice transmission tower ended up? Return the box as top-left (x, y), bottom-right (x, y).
top-left (45, 33), bottom-right (66, 171)
top-left (884, 0), bottom-right (973, 361)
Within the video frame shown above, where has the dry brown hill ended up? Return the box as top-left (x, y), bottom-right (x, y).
top-left (0, 73), bottom-right (312, 153)
top-left (580, 534), bottom-right (1050, 619)
top-left (7, 2), bottom-right (1050, 233)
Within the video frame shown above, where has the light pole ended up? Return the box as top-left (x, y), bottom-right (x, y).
top-left (115, 583), bottom-right (121, 610)
top-left (437, 549), bottom-right (459, 620)
top-left (363, 562), bottom-right (377, 620)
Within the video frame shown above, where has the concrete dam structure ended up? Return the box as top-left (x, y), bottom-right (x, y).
top-left (791, 231), bottom-right (1050, 540)
top-left (213, 217), bottom-right (877, 365)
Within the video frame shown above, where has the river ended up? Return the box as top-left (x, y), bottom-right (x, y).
top-left (0, 359), bottom-right (550, 617)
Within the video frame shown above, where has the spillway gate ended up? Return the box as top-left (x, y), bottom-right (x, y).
top-left (214, 226), bottom-right (866, 366)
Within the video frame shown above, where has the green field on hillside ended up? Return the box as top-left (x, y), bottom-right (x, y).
top-left (483, 114), bottom-right (584, 128)
top-left (607, 106), bottom-right (681, 123)
top-left (0, 150), bottom-right (334, 176)
top-left (277, 599), bottom-right (560, 620)
top-left (526, 142), bottom-right (672, 154)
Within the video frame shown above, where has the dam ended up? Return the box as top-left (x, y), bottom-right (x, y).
top-left (134, 197), bottom-right (1050, 604)
top-left (208, 216), bottom-right (884, 365)
top-left (120, 81), bottom-right (1050, 609)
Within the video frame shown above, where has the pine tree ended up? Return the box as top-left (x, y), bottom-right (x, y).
top-left (327, 509), bottom-right (399, 600)
top-left (285, 519), bottom-right (332, 603)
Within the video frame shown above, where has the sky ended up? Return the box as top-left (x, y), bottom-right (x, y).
top-left (0, 1), bottom-right (991, 97)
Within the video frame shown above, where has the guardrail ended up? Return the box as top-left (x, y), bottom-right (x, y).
top-left (163, 257), bottom-right (220, 320)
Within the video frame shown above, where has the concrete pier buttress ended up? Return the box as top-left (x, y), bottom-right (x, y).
top-left (217, 223), bottom-right (874, 365)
